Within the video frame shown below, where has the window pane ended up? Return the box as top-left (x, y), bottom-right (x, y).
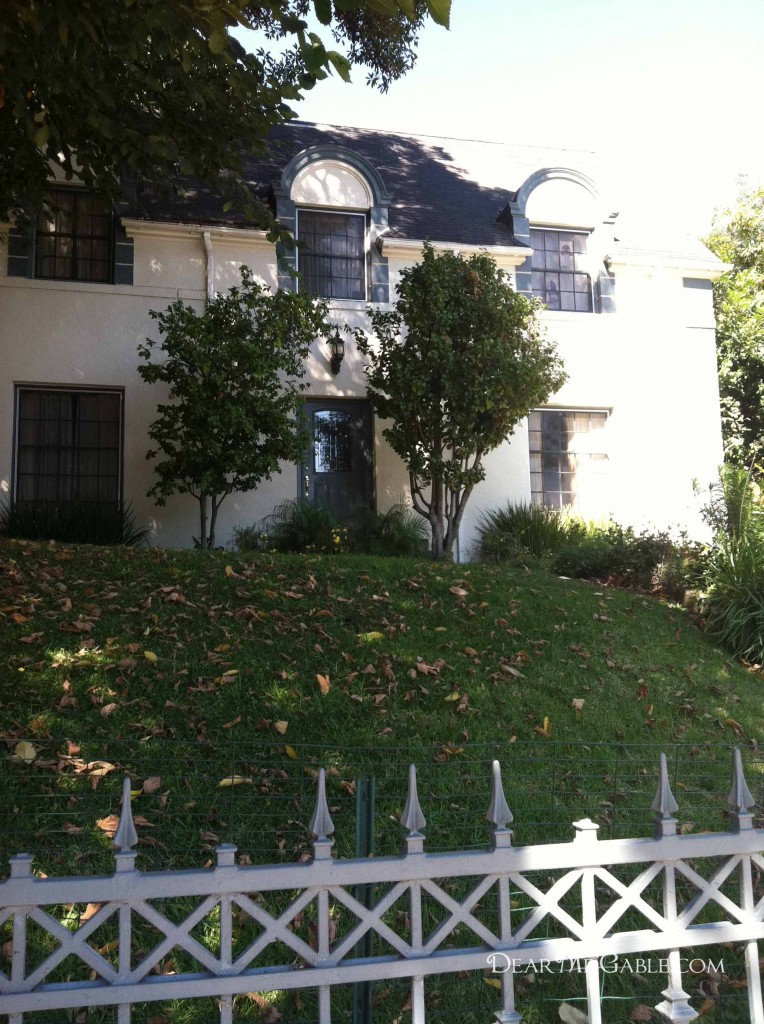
top-left (35, 190), bottom-right (113, 282)
top-left (530, 229), bottom-right (592, 313)
top-left (313, 410), bottom-right (352, 473)
top-left (299, 211), bottom-right (366, 300)
top-left (528, 408), bottom-right (608, 508)
top-left (15, 390), bottom-right (121, 508)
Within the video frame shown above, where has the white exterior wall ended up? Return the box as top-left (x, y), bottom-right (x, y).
top-left (0, 187), bottom-right (725, 554)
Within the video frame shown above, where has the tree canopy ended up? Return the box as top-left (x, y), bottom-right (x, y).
top-left (706, 186), bottom-right (764, 470)
top-left (138, 266), bottom-right (331, 549)
top-left (357, 243), bottom-right (567, 559)
top-left (0, 0), bottom-right (450, 225)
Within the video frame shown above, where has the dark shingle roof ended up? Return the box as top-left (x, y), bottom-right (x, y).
top-left (135, 121), bottom-right (598, 249)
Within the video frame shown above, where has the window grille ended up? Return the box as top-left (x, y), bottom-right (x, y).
top-left (35, 190), bottom-right (114, 282)
top-left (15, 388), bottom-right (122, 508)
top-left (530, 229), bottom-right (592, 312)
top-left (298, 210), bottom-right (366, 300)
top-left (529, 409), bottom-right (607, 507)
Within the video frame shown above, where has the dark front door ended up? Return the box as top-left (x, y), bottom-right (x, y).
top-left (301, 400), bottom-right (373, 520)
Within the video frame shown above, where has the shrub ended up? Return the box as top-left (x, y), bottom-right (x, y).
top-left (236, 500), bottom-right (429, 558)
top-left (236, 499), bottom-right (336, 554)
top-left (477, 503), bottom-right (584, 563)
top-left (0, 501), bottom-right (149, 546)
top-left (552, 523), bottom-right (675, 586)
top-left (702, 529), bottom-right (764, 662)
top-left (698, 465), bottom-right (764, 662)
top-left (347, 503), bottom-right (429, 557)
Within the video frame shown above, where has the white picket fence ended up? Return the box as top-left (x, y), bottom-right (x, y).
top-left (0, 753), bottom-right (762, 1023)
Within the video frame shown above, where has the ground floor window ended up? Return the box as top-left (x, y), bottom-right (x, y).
top-left (14, 387), bottom-right (123, 507)
top-left (529, 408), bottom-right (608, 508)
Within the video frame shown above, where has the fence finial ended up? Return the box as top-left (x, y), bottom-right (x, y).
top-left (486, 760), bottom-right (513, 831)
top-left (114, 776), bottom-right (138, 852)
top-left (400, 764), bottom-right (426, 836)
top-left (728, 748), bottom-right (755, 830)
top-left (309, 768), bottom-right (335, 843)
top-left (651, 753), bottom-right (679, 837)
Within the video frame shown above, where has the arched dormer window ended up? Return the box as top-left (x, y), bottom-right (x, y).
top-left (275, 146), bottom-right (390, 303)
top-left (510, 168), bottom-right (616, 315)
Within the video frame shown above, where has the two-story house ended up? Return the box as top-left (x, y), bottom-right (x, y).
top-left (0, 122), bottom-right (727, 554)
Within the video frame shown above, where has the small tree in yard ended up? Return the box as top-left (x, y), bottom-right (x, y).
top-left (356, 243), bottom-right (567, 559)
top-left (138, 266), bottom-right (330, 549)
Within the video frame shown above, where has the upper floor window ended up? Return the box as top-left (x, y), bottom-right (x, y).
top-left (35, 189), bottom-right (114, 283)
top-left (296, 209), bottom-right (366, 300)
top-left (530, 229), bottom-right (592, 312)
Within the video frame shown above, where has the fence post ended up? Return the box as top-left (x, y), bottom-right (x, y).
top-left (401, 765), bottom-right (427, 1024)
top-left (652, 754), bottom-right (697, 1023)
top-left (352, 775), bottom-right (376, 1024)
top-left (487, 761), bottom-right (522, 1024)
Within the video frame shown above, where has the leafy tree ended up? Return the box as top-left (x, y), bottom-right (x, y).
top-left (356, 243), bottom-right (567, 559)
top-left (0, 0), bottom-right (450, 225)
top-left (706, 186), bottom-right (764, 469)
top-left (138, 266), bottom-right (330, 548)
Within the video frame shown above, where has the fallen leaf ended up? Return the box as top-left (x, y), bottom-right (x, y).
top-left (101, 702), bottom-right (118, 717)
top-left (274, 720), bottom-right (289, 735)
top-left (534, 716), bottom-right (552, 738)
top-left (285, 745), bottom-right (298, 760)
top-left (142, 776), bottom-right (162, 794)
top-left (218, 776), bottom-right (253, 787)
top-left (358, 631), bottom-right (384, 643)
top-left (464, 646), bottom-right (478, 657)
top-left (484, 978), bottom-right (501, 990)
top-left (11, 741), bottom-right (37, 764)
top-left (559, 1004), bottom-right (589, 1024)
top-left (317, 673), bottom-right (331, 695)
top-left (143, 650), bottom-right (158, 663)
top-left (500, 664), bottom-right (524, 679)
top-left (96, 814), bottom-right (119, 838)
top-left (11, 612), bottom-right (29, 624)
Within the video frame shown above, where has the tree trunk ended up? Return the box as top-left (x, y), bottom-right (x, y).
top-left (208, 495), bottom-right (221, 550)
top-left (430, 474), bottom-right (445, 559)
top-left (199, 493), bottom-right (209, 549)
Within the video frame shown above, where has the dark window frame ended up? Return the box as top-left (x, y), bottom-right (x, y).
top-left (529, 408), bottom-right (608, 508)
top-left (13, 384), bottom-right (125, 509)
top-left (35, 188), bottom-right (115, 283)
top-left (530, 228), bottom-right (593, 313)
top-left (296, 208), bottom-right (368, 301)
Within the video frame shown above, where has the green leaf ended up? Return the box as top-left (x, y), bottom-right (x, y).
top-left (313, 0), bottom-right (333, 25)
top-left (425, 0), bottom-right (451, 28)
top-left (208, 27), bottom-right (227, 54)
top-left (34, 124), bottom-right (50, 148)
top-left (326, 51), bottom-right (352, 83)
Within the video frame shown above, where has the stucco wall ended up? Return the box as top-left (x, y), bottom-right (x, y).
top-left (0, 222), bottom-right (723, 554)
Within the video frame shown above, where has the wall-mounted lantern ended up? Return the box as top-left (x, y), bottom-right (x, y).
top-left (328, 326), bottom-right (345, 375)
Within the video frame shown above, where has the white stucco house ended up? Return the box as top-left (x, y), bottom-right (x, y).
top-left (0, 121), bottom-right (727, 555)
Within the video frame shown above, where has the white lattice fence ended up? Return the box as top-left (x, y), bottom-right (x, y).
top-left (0, 753), bottom-right (762, 1023)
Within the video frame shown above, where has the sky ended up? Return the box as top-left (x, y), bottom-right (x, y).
top-left (238, 0), bottom-right (764, 237)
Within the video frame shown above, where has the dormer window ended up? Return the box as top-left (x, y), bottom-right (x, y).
top-left (530, 229), bottom-right (592, 312)
top-left (296, 209), bottom-right (367, 300)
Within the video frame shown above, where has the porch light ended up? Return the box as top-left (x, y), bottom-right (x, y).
top-left (328, 326), bottom-right (345, 375)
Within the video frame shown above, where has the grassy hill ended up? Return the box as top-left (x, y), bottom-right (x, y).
top-left (1, 538), bottom-right (762, 1023)
top-left (1, 537), bottom-right (761, 864)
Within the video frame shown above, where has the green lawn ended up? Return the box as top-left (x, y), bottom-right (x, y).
top-left (1, 539), bottom-right (761, 1023)
top-left (2, 537), bottom-right (761, 862)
